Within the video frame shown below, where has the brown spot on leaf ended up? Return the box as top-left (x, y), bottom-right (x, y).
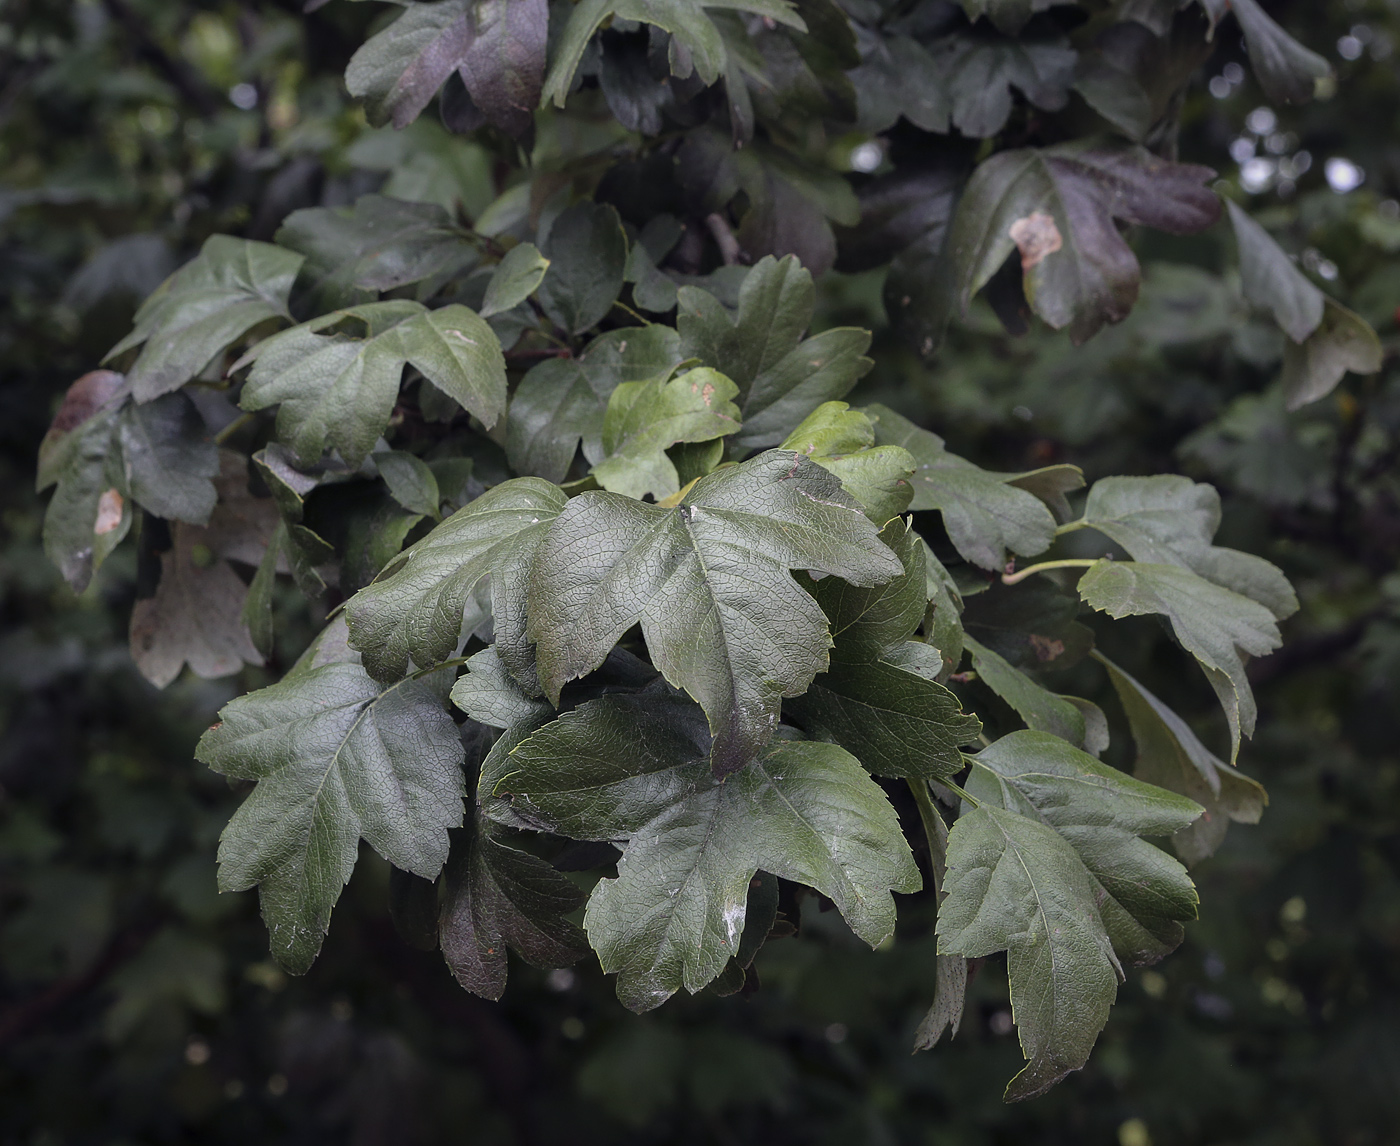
top-left (94, 489), bottom-right (125, 535)
top-left (1028, 633), bottom-right (1066, 662)
top-left (1008, 211), bottom-right (1063, 270)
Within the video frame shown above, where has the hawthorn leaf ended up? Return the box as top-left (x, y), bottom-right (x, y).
top-left (438, 813), bottom-right (590, 1000)
top-left (947, 141), bottom-right (1220, 343)
top-left (528, 450), bottom-right (904, 775)
top-left (964, 634), bottom-right (1092, 749)
top-left (117, 393), bottom-right (219, 525)
top-left (480, 242), bottom-right (549, 317)
top-left (450, 646), bottom-right (555, 732)
top-left (505, 326), bottom-right (684, 483)
top-left (537, 202), bottom-right (629, 335)
top-left (936, 32), bottom-right (1077, 139)
top-left (276, 195), bottom-right (478, 313)
top-left (1078, 560), bottom-right (1282, 759)
top-left (242, 520), bottom-right (285, 659)
top-left (345, 477), bottom-right (567, 683)
top-left (1098, 653), bottom-right (1266, 866)
top-left (238, 300), bottom-right (507, 465)
top-left (1227, 200), bottom-right (1324, 343)
top-left (848, 28), bottom-right (949, 134)
top-left (129, 522), bottom-right (265, 688)
top-left (968, 731), bottom-right (1201, 965)
top-left (1280, 299), bottom-right (1383, 411)
top-left (942, 730), bottom-right (1200, 1100)
top-left (374, 449), bottom-right (442, 519)
top-left (1078, 475), bottom-right (1298, 620)
top-left (866, 404), bottom-right (1068, 571)
top-left (496, 692), bottom-right (920, 1010)
top-left (1229, 0), bottom-right (1331, 106)
top-left (939, 804), bottom-right (1119, 1102)
top-left (542, 0), bottom-right (807, 105)
top-left (786, 653), bottom-right (980, 780)
top-left (801, 516), bottom-right (927, 665)
top-left (346, 0), bottom-right (548, 135)
top-left (960, 0), bottom-right (1062, 35)
top-left (779, 401), bottom-right (915, 523)
top-left (591, 366), bottom-right (741, 501)
top-left (923, 539), bottom-right (966, 674)
top-left (197, 662), bottom-right (465, 974)
top-left (960, 578), bottom-right (1093, 673)
top-left (106, 236), bottom-right (302, 402)
top-left (677, 256), bottom-right (873, 450)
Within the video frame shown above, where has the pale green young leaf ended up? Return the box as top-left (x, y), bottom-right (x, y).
top-left (592, 367), bottom-right (741, 501)
top-left (345, 478), bottom-right (567, 683)
top-left (197, 663), bottom-right (465, 974)
top-left (780, 401), bottom-right (915, 523)
top-left (505, 326), bottom-right (684, 483)
top-left (106, 236), bottom-right (302, 402)
top-left (867, 403), bottom-right (1070, 570)
top-left (528, 450), bottom-right (903, 775)
top-left (238, 300), bottom-right (506, 466)
top-left (678, 256), bottom-right (873, 450)
top-left (1078, 560), bottom-right (1282, 759)
top-left (497, 692), bottom-right (919, 1010)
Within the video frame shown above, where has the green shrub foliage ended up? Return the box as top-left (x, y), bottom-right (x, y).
top-left (30, 0), bottom-right (1380, 1103)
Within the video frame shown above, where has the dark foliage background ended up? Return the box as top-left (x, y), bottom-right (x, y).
top-left (2, 1), bottom-right (1398, 1143)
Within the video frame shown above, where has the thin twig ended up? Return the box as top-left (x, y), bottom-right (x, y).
top-left (704, 213), bottom-right (743, 267)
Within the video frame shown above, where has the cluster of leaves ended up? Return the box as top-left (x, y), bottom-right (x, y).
top-left (13, 0), bottom-right (1392, 1116)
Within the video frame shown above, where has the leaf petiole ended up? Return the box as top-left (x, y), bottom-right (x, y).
top-left (1001, 558), bottom-right (1099, 586)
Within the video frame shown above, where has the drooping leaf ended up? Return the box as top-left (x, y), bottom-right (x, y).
top-left (276, 195), bottom-right (478, 313)
top-left (779, 401), bottom-right (915, 523)
top-left (542, 0), bottom-right (807, 106)
top-left (480, 242), bottom-right (549, 317)
top-left (1280, 299), bottom-right (1383, 411)
top-left (117, 393), bottom-right (220, 525)
top-left (438, 813), bottom-right (590, 1000)
top-left (105, 236), bottom-right (303, 402)
top-left (505, 326), bottom-right (685, 483)
top-left (495, 691), bottom-right (920, 1010)
top-left (346, 0), bottom-right (548, 136)
top-left (678, 255), bottom-right (872, 451)
top-left (591, 366), bottom-right (741, 500)
top-left (1078, 560), bottom-right (1282, 759)
top-left (1078, 475), bottom-right (1297, 621)
top-left (1228, 0), bottom-right (1331, 106)
top-left (946, 141), bottom-right (1220, 343)
top-left (528, 450), bottom-right (904, 775)
top-left (1098, 653), bottom-right (1266, 866)
top-left (1227, 199), bottom-right (1324, 343)
top-left (242, 520), bottom-right (285, 659)
top-left (129, 522), bottom-right (265, 688)
top-left (537, 202), bottom-right (629, 335)
top-left (237, 300), bottom-right (506, 465)
top-left (196, 661), bottom-right (465, 974)
top-left (913, 793), bottom-right (966, 1052)
top-left (345, 478), bottom-right (567, 683)
top-left (867, 404), bottom-right (1081, 571)
top-left (941, 730), bottom-right (1200, 1099)
top-left (964, 634), bottom-right (1094, 750)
